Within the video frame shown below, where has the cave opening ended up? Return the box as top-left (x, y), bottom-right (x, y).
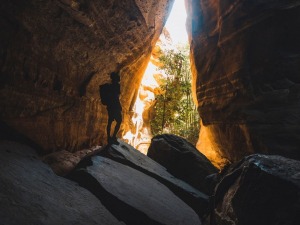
top-left (122, 0), bottom-right (199, 154)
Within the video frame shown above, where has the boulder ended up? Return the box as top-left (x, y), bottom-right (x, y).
top-left (99, 140), bottom-right (209, 216)
top-left (0, 141), bottom-right (123, 225)
top-left (212, 154), bottom-right (300, 225)
top-left (68, 155), bottom-right (202, 225)
top-left (147, 134), bottom-right (218, 194)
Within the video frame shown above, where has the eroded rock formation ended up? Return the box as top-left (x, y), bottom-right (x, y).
top-left (0, 0), bottom-right (174, 153)
top-left (186, 0), bottom-right (300, 166)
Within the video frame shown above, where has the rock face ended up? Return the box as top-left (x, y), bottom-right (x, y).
top-left (69, 154), bottom-right (202, 225)
top-left (212, 154), bottom-right (300, 225)
top-left (147, 134), bottom-right (218, 194)
top-left (186, 0), bottom-right (300, 166)
top-left (0, 141), bottom-right (123, 225)
top-left (0, 0), bottom-right (174, 153)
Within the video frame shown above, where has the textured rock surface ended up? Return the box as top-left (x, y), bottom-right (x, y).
top-left (42, 145), bottom-right (102, 176)
top-left (69, 155), bottom-right (202, 225)
top-left (186, 0), bottom-right (300, 165)
top-left (212, 154), bottom-right (300, 225)
top-left (0, 141), bottom-right (123, 225)
top-left (99, 140), bottom-right (209, 216)
top-left (0, 0), bottom-right (174, 153)
top-left (147, 134), bottom-right (218, 194)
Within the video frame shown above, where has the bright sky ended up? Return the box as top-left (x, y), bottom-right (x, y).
top-left (165, 0), bottom-right (188, 45)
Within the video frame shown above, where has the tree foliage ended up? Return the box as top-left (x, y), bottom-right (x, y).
top-left (150, 45), bottom-right (200, 145)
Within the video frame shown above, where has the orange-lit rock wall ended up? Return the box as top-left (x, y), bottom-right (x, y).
top-left (122, 31), bottom-right (170, 154)
top-left (186, 0), bottom-right (300, 167)
top-left (0, 0), bottom-right (174, 153)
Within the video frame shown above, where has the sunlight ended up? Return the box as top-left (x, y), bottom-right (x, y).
top-left (122, 0), bottom-right (189, 153)
top-left (165, 0), bottom-right (188, 45)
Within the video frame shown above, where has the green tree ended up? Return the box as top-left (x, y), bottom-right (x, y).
top-left (150, 45), bottom-right (200, 145)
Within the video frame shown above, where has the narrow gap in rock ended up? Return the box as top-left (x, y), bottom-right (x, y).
top-left (122, 0), bottom-right (199, 155)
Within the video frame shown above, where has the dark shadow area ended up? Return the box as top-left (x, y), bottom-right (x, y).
top-left (0, 120), bottom-right (43, 154)
top-left (79, 71), bottom-right (96, 97)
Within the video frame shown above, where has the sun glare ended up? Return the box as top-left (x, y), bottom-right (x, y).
top-left (165, 0), bottom-right (188, 45)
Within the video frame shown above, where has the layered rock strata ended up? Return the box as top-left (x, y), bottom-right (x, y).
top-left (0, 0), bottom-right (174, 153)
top-left (186, 0), bottom-right (300, 166)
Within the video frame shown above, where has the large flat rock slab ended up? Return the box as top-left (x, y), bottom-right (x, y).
top-left (99, 140), bottom-right (209, 216)
top-left (69, 155), bottom-right (202, 225)
top-left (0, 141), bottom-right (123, 225)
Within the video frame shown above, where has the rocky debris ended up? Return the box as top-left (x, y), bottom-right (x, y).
top-left (42, 145), bottom-right (103, 176)
top-left (68, 155), bottom-right (202, 225)
top-left (2, 139), bottom-right (300, 225)
top-left (99, 140), bottom-right (209, 216)
top-left (0, 141), bottom-right (123, 225)
top-left (186, 0), bottom-right (300, 166)
top-left (211, 154), bottom-right (300, 225)
top-left (147, 134), bottom-right (218, 194)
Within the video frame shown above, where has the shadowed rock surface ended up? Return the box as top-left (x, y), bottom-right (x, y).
top-left (211, 154), bottom-right (300, 225)
top-left (0, 141), bottom-right (123, 225)
top-left (1, 140), bottom-right (300, 225)
top-left (186, 0), bottom-right (300, 166)
top-left (68, 155), bottom-right (202, 225)
top-left (99, 140), bottom-right (209, 216)
top-left (147, 134), bottom-right (218, 194)
top-left (0, 0), bottom-right (174, 153)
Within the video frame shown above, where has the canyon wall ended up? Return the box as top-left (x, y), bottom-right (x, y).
top-left (0, 0), bottom-right (174, 153)
top-left (186, 0), bottom-right (300, 166)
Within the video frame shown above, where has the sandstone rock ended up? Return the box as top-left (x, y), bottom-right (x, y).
top-left (212, 154), bottom-right (300, 225)
top-left (0, 141), bottom-right (123, 225)
top-left (99, 140), bottom-right (209, 216)
top-left (186, 0), bottom-right (300, 166)
top-left (0, 0), bottom-right (175, 153)
top-left (42, 145), bottom-right (102, 176)
top-left (68, 155), bottom-right (202, 225)
top-left (147, 134), bottom-right (218, 194)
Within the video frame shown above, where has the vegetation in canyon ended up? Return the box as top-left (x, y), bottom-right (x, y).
top-left (150, 45), bottom-right (199, 145)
